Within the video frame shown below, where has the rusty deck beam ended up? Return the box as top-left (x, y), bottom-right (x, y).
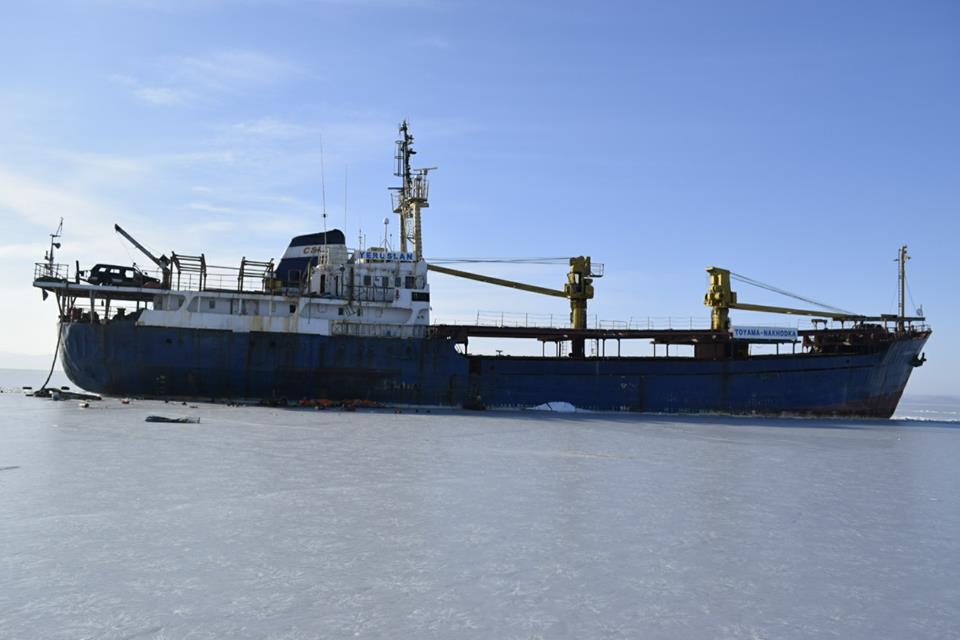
top-left (429, 324), bottom-right (730, 344)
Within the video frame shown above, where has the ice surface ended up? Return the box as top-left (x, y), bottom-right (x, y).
top-left (1, 387), bottom-right (959, 639)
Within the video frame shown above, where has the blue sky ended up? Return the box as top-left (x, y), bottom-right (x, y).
top-left (1, 1), bottom-right (957, 394)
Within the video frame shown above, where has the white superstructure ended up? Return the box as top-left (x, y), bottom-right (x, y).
top-left (138, 248), bottom-right (430, 338)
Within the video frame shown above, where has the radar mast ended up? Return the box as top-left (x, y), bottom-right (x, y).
top-left (391, 120), bottom-right (434, 261)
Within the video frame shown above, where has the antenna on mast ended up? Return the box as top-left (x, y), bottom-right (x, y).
top-left (320, 135), bottom-right (328, 245)
top-left (390, 120), bottom-right (434, 261)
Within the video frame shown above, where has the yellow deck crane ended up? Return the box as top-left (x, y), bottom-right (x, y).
top-left (427, 257), bottom-right (599, 357)
top-left (704, 267), bottom-right (862, 331)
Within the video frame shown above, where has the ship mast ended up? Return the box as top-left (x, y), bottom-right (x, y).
top-left (391, 120), bottom-right (434, 261)
top-left (44, 217), bottom-right (63, 273)
top-left (897, 245), bottom-right (910, 333)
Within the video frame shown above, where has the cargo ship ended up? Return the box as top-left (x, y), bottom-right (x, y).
top-left (32, 122), bottom-right (930, 417)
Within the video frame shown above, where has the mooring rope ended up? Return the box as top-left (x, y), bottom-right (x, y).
top-left (37, 320), bottom-right (63, 393)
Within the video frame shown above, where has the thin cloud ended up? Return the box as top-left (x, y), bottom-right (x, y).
top-left (186, 220), bottom-right (236, 234)
top-left (154, 150), bottom-right (237, 166)
top-left (35, 147), bottom-right (237, 195)
top-left (0, 167), bottom-right (120, 234)
top-left (112, 49), bottom-right (301, 106)
top-left (0, 243), bottom-right (47, 260)
top-left (135, 86), bottom-right (194, 106)
top-left (229, 117), bottom-right (319, 138)
top-left (172, 50), bottom-right (302, 90)
top-left (44, 148), bottom-right (150, 176)
top-left (415, 35), bottom-right (452, 50)
top-left (110, 73), bottom-right (195, 106)
top-left (187, 202), bottom-right (236, 214)
top-left (90, 0), bottom-right (444, 10)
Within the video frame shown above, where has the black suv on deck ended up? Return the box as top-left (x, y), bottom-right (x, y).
top-left (86, 264), bottom-right (161, 288)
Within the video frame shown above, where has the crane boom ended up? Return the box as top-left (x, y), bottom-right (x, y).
top-left (114, 224), bottom-right (171, 287)
top-left (730, 302), bottom-right (860, 320)
top-left (427, 263), bottom-right (566, 298)
top-left (427, 257), bottom-right (597, 356)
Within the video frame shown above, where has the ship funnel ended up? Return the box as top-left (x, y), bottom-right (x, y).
top-left (275, 229), bottom-right (346, 286)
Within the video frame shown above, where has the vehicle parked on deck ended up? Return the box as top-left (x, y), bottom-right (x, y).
top-left (85, 264), bottom-right (160, 287)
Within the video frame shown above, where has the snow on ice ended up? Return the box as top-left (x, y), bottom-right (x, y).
top-left (1, 390), bottom-right (959, 639)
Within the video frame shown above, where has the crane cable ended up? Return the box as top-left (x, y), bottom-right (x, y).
top-left (905, 274), bottom-right (921, 316)
top-left (729, 271), bottom-right (857, 315)
top-left (427, 257), bottom-right (570, 265)
top-left (116, 230), bottom-right (163, 273)
top-left (117, 236), bottom-right (139, 270)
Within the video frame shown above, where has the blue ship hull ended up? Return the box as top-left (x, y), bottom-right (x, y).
top-left (59, 321), bottom-right (928, 417)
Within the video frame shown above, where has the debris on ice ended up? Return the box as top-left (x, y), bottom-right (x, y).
top-left (527, 401), bottom-right (587, 413)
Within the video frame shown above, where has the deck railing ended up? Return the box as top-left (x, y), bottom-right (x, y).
top-left (34, 262), bottom-right (70, 281)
